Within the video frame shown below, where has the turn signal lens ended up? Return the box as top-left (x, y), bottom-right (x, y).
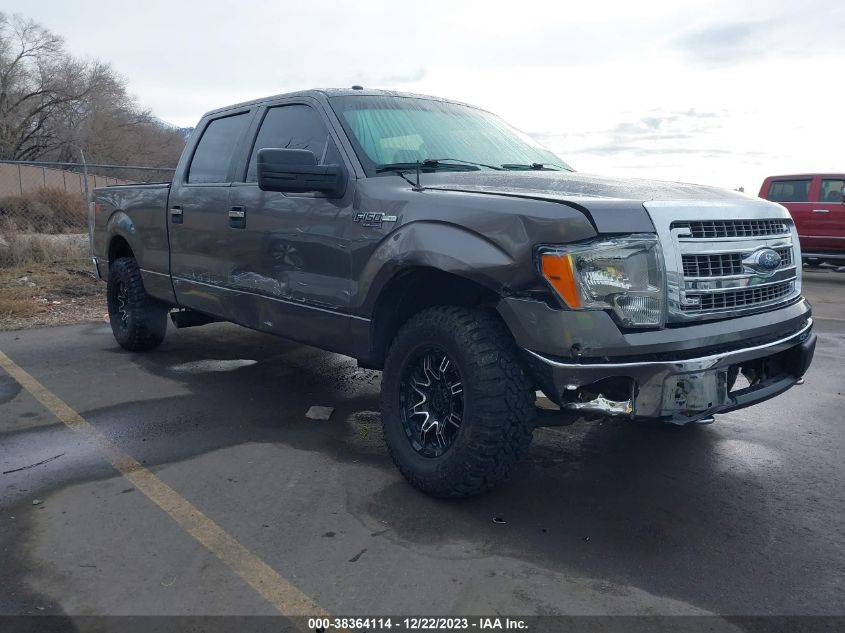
top-left (541, 253), bottom-right (581, 308)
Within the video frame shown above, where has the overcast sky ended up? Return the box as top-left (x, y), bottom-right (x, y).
top-left (5, 0), bottom-right (843, 191)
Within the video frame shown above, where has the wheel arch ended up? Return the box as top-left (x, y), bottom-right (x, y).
top-left (105, 210), bottom-right (141, 264)
top-left (364, 266), bottom-right (501, 369)
top-left (356, 222), bottom-right (525, 369)
top-left (108, 233), bottom-right (134, 263)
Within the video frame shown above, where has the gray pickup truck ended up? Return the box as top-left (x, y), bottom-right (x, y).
top-left (89, 88), bottom-right (816, 497)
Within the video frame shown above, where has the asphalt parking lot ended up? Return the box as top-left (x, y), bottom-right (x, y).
top-left (1, 269), bottom-right (843, 624)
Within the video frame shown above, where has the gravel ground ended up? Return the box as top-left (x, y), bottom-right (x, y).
top-left (0, 260), bottom-right (106, 330)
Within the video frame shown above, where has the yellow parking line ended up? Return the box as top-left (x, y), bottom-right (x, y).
top-left (0, 349), bottom-right (328, 626)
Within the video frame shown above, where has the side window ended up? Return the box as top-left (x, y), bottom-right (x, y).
top-left (766, 179), bottom-right (811, 203)
top-left (820, 178), bottom-right (845, 203)
top-left (245, 105), bottom-right (340, 182)
top-left (188, 113), bottom-right (250, 183)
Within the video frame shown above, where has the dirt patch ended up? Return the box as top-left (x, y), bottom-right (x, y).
top-left (0, 261), bottom-right (106, 330)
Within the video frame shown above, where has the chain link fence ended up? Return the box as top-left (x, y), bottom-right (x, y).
top-left (0, 160), bottom-right (175, 265)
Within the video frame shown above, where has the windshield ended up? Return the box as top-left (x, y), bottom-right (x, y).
top-left (329, 95), bottom-right (573, 175)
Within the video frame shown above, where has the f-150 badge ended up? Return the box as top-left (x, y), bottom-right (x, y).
top-left (353, 212), bottom-right (398, 228)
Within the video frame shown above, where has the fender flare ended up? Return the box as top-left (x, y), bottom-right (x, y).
top-left (105, 209), bottom-right (143, 265)
top-left (355, 220), bottom-right (516, 316)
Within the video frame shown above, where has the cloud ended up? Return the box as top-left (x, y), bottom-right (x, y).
top-left (531, 108), bottom-right (729, 158)
top-left (609, 109), bottom-right (722, 135)
top-left (573, 145), bottom-right (759, 158)
top-left (674, 21), bottom-right (770, 66)
top-left (674, 8), bottom-right (845, 67)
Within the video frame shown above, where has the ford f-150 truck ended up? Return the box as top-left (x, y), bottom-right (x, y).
top-left (90, 88), bottom-right (816, 497)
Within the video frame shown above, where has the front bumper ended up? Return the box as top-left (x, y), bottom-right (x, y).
top-left (499, 297), bottom-right (816, 423)
top-left (529, 320), bottom-right (814, 422)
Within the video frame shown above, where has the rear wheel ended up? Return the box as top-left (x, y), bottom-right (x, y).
top-left (381, 307), bottom-right (535, 498)
top-left (803, 257), bottom-right (825, 267)
top-left (107, 257), bottom-right (168, 351)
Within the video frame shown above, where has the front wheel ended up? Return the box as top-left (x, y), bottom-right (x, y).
top-left (107, 257), bottom-right (168, 352)
top-left (381, 307), bottom-right (536, 498)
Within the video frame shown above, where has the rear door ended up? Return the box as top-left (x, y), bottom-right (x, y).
top-left (168, 109), bottom-right (254, 315)
top-left (763, 177), bottom-right (816, 252)
top-left (809, 176), bottom-right (845, 256)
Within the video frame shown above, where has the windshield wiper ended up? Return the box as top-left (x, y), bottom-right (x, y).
top-left (375, 159), bottom-right (480, 174)
top-left (425, 158), bottom-right (504, 170)
top-left (376, 157), bottom-right (508, 173)
top-left (500, 163), bottom-right (564, 171)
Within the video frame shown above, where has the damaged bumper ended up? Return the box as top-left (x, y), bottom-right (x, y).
top-left (500, 297), bottom-right (815, 423)
top-left (528, 320), bottom-right (814, 423)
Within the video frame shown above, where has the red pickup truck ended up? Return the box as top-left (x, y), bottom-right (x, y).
top-left (759, 174), bottom-right (845, 265)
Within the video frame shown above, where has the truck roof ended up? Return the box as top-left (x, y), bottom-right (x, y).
top-left (203, 88), bottom-right (479, 118)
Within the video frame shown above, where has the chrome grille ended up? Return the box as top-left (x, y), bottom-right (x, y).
top-left (682, 247), bottom-right (793, 278)
top-left (683, 253), bottom-right (743, 277)
top-left (681, 281), bottom-right (795, 312)
top-left (671, 219), bottom-right (790, 239)
top-left (644, 201), bottom-right (802, 323)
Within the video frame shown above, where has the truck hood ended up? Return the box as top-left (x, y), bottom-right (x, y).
top-left (419, 169), bottom-right (747, 203)
top-left (417, 170), bottom-right (756, 233)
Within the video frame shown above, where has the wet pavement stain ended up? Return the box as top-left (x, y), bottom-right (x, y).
top-left (169, 359), bottom-right (258, 373)
top-left (0, 374), bottom-right (21, 405)
top-left (348, 548), bottom-right (367, 563)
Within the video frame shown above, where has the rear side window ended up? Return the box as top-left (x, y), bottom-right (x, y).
top-left (188, 113), bottom-right (250, 183)
top-left (820, 178), bottom-right (845, 203)
top-left (766, 179), bottom-right (811, 202)
top-left (245, 105), bottom-right (340, 182)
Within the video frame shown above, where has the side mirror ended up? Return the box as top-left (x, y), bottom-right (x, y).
top-left (257, 148), bottom-right (346, 197)
top-left (841, 185), bottom-right (845, 203)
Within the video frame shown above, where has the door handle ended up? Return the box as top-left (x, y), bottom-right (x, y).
top-left (170, 205), bottom-right (183, 224)
top-left (229, 205), bottom-right (246, 228)
top-left (812, 209), bottom-right (830, 213)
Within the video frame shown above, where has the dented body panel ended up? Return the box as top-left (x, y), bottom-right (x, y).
top-left (350, 178), bottom-right (598, 315)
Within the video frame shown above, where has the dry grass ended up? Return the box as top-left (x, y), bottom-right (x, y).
top-left (0, 229), bottom-right (89, 266)
top-left (0, 260), bottom-right (106, 330)
top-left (0, 188), bottom-right (87, 233)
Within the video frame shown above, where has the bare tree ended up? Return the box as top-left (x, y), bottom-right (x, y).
top-left (0, 12), bottom-right (185, 166)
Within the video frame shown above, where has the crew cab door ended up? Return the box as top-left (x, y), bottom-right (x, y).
top-left (167, 109), bottom-right (255, 315)
top-left (225, 100), bottom-right (358, 353)
top-left (808, 176), bottom-right (845, 255)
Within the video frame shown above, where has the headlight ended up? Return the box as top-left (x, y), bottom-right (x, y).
top-left (539, 234), bottom-right (666, 328)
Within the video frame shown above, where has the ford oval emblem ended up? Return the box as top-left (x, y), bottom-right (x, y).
top-left (754, 248), bottom-right (782, 271)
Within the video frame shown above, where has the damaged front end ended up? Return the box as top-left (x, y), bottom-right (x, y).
top-left (526, 320), bottom-right (815, 425)
top-left (506, 197), bottom-right (817, 425)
